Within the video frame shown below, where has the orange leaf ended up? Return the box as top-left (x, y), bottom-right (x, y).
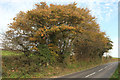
top-left (41, 34), bottom-right (44, 36)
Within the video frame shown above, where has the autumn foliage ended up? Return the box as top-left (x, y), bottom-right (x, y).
top-left (3, 2), bottom-right (113, 65)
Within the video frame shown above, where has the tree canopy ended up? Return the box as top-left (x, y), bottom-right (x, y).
top-left (3, 2), bottom-right (113, 65)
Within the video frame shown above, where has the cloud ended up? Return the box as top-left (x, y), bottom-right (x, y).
top-left (0, 0), bottom-right (35, 3)
top-left (105, 3), bottom-right (111, 6)
top-left (0, 0), bottom-right (40, 32)
top-left (0, 0), bottom-right (117, 32)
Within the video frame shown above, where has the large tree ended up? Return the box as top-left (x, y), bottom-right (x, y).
top-left (3, 2), bottom-right (113, 64)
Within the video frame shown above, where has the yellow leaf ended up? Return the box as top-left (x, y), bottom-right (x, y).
top-left (29, 37), bottom-right (36, 41)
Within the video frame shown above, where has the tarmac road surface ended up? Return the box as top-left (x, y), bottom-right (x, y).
top-left (58, 61), bottom-right (118, 79)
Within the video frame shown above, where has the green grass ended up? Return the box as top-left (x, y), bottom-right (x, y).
top-left (2, 50), bottom-right (24, 56)
top-left (2, 50), bottom-right (119, 78)
top-left (110, 63), bottom-right (120, 80)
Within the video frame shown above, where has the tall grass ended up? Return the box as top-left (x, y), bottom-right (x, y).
top-left (2, 50), bottom-right (118, 78)
top-left (110, 63), bottom-right (120, 80)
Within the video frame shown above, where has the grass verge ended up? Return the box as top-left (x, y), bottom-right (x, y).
top-left (110, 62), bottom-right (120, 80)
top-left (2, 50), bottom-right (119, 78)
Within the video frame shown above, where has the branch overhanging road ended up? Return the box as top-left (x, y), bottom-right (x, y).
top-left (57, 61), bottom-right (119, 78)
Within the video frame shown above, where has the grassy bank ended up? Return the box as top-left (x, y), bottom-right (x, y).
top-left (110, 62), bottom-right (120, 80)
top-left (2, 50), bottom-right (118, 78)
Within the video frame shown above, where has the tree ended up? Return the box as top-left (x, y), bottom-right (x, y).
top-left (3, 2), bottom-right (113, 64)
top-left (73, 30), bottom-right (113, 60)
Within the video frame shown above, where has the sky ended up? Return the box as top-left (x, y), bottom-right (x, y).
top-left (0, 0), bottom-right (119, 58)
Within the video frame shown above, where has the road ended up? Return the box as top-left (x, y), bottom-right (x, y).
top-left (57, 62), bottom-right (118, 79)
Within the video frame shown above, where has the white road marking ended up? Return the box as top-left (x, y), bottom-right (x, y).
top-left (85, 72), bottom-right (96, 78)
top-left (98, 68), bottom-right (103, 72)
top-left (108, 67), bottom-right (111, 70)
top-left (104, 66), bottom-right (107, 69)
